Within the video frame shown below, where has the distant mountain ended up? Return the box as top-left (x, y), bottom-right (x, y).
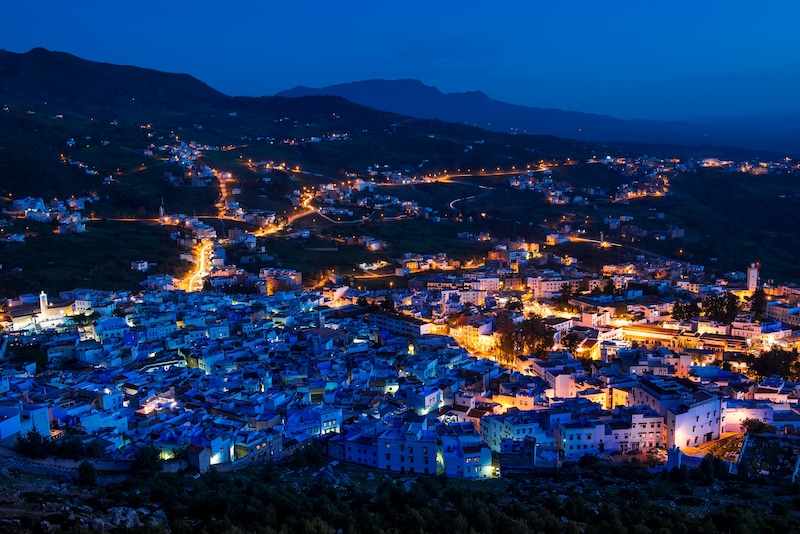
top-left (0, 47), bottom-right (228, 110)
top-left (278, 79), bottom-right (800, 154)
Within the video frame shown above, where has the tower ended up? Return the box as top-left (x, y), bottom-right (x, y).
top-left (39, 291), bottom-right (48, 318)
top-left (747, 262), bottom-right (759, 293)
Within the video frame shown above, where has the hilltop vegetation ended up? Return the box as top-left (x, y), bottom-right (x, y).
top-left (5, 451), bottom-right (800, 533)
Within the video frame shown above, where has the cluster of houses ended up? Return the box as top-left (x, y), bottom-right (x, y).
top-left (700, 157), bottom-right (799, 175)
top-left (60, 149), bottom-right (106, 183)
top-left (3, 196), bottom-right (97, 235)
top-left (507, 155), bottom-right (677, 205)
top-left (1, 248), bottom-right (800, 477)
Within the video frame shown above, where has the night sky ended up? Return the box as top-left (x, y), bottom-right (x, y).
top-left (3, 0), bottom-right (799, 121)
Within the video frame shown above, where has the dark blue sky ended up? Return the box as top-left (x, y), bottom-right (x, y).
top-left (3, 1), bottom-right (799, 120)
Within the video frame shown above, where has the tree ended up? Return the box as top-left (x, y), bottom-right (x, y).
top-left (380, 294), bottom-right (395, 312)
top-left (669, 464), bottom-right (690, 483)
top-left (77, 460), bottom-right (98, 487)
top-left (58, 436), bottom-right (86, 460)
top-left (697, 453), bottom-right (729, 483)
top-left (741, 418), bottom-right (777, 434)
top-left (519, 314), bottom-right (554, 356)
top-left (8, 344), bottom-right (48, 374)
top-left (672, 298), bottom-right (702, 322)
top-left (723, 292), bottom-right (740, 323)
top-left (84, 439), bottom-right (106, 458)
top-left (701, 294), bottom-right (726, 323)
top-left (132, 444), bottom-right (163, 476)
top-left (701, 291), bottom-right (739, 324)
top-left (751, 288), bottom-right (767, 320)
top-left (14, 429), bottom-right (51, 459)
top-left (494, 313), bottom-right (518, 365)
top-left (561, 332), bottom-right (583, 354)
top-left (672, 301), bottom-right (695, 322)
top-left (67, 311), bottom-right (100, 326)
top-left (504, 297), bottom-right (523, 313)
top-left (750, 349), bottom-right (799, 380)
top-left (603, 280), bottom-right (616, 295)
top-left (553, 284), bottom-right (575, 311)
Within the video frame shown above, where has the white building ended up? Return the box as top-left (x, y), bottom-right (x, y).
top-left (629, 375), bottom-right (721, 448)
top-left (439, 421), bottom-right (494, 479)
top-left (481, 409), bottom-right (556, 453)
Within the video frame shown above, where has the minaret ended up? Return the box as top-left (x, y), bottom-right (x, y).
top-left (747, 262), bottom-right (759, 294)
top-left (159, 198), bottom-right (165, 220)
top-left (39, 291), bottom-right (48, 318)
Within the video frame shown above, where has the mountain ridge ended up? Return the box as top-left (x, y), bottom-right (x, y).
top-left (278, 79), bottom-right (800, 154)
top-left (2, 48), bottom-right (795, 154)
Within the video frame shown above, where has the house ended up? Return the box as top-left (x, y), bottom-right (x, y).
top-left (377, 420), bottom-right (438, 475)
top-left (439, 421), bottom-right (494, 479)
top-left (187, 444), bottom-right (212, 473)
top-left (630, 376), bottom-right (721, 448)
top-left (481, 408), bottom-right (556, 453)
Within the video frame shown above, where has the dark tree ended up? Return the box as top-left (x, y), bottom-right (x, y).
top-left (701, 294), bottom-right (725, 322)
top-left (78, 460), bottom-right (98, 487)
top-left (603, 280), bottom-right (616, 295)
top-left (751, 288), bottom-right (767, 320)
top-left (672, 301), bottom-right (693, 322)
top-left (132, 444), bottom-right (163, 476)
top-left (702, 292), bottom-right (739, 324)
top-left (687, 299), bottom-right (702, 319)
top-left (494, 313), bottom-right (519, 365)
top-left (724, 292), bottom-right (740, 323)
top-left (553, 284), bottom-right (575, 311)
top-left (697, 453), bottom-right (729, 484)
top-left (504, 296), bottom-right (523, 312)
top-left (749, 349), bottom-right (799, 380)
top-left (8, 344), bottom-right (48, 374)
top-left (14, 429), bottom-right (51, 459)
top-left (561, 332), bottom-right (583, 354)
top-left (380, 294), bottom-right (395, 312)
top-left (85, 439), bottom-right (106, 458)
top-left (741, 418), bottom-right (777, 434)
top-left (518, 315), bottom-right (555, 356)
top-left (58, 436), bottom-right (86, 460)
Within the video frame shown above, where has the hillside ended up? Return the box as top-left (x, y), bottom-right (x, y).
top-left (0, 48), bottom-right (227, 111)
top-left (0, 49), bottom-right (630, 202)
top-left (1, 48), bottom-right (799, 293)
